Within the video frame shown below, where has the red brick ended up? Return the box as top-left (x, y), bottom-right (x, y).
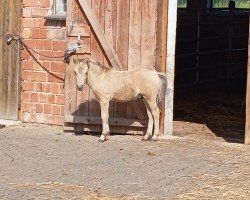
top-left (42, 83), bottom-right (51, 92)
top-left (22, 49), bottom-right (30, 60)
top-left (52, 105), bottom-right (60, 115)
top-left (47, 29), bottom-right (66, 40)
top-left (32, 8), bottom-right (48, 17)
top-left (34, 19), bottom-right (40, 28)
top-left (23, 18), bottom-right (35, 28)
top-left (22, 70), bottom-right (32, 81)
top-left (51, 62), bottom-right (65, 73)
top-left (31, 29), bottom-right (39, 39)
top-left (34, 83), bottom-right (42, 92)
top-left (36, 40), bottom-right (53, 50)
top-left (44, 41), bottom-right (53, 50)
top-left (22, 60), bottom-right (33, 70)
top-left (22, 29), bottom-right (32, 39)
top-left (41, 0), bottom-right (50, 8)
top-left (25, 40), bottom-right (36, 48)
top-left (40, 29), bottom-right (47, 38)
top-left (55, 95), bottom-right (64, 105)
top-left (36, 40), bottom-right (44, 50)
top-left (39, 51), bottom-right (64, 61)
top-left (49, 116), bottom-right (64, 125)
top-left (35, 72), bottom-right (47, 82)
top-left (22, 102), bottom-right (32, 112)
top-left (22, 82), bottom-right (34, 91)
top-left (44, 104), bottom-right (52, 114)
top-left (51, 84), bottom-right (60, 94)
top-left (41, 61), bottom-right (51, 70)
top-left (35, 104), bottom-right (43, 113)
top-left (47, 94), bottom-right (55, 104)
top-left (31, 72), bottom-right (46, 82)
top-left (33, 62), bottom-right (42, 71)
top-left (31, 93), bottom-right (39, 102)
top-left (31, 29), bottom-right (47, 39)
top-left (39, 94), bottom-right (46, 103)
top-left (22, 92), bottom-right (30, 102)
top-left (39, 18), bottom-right (46, 29)
top-left (47, 73), bottom-right (64, 83)
top-left (53, 41), bottom-right (66, 51)
top-left (23, 0), bottom-right (38, 7)
top-left (23, 8), bottom-right (32, 17)
top-left (54, 116), bottom-right (64, 125)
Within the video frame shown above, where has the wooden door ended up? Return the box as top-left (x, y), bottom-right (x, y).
top-left (0, 0), bottom-right (21, 120)
top-left (64, 0), bottom-right (166, 133)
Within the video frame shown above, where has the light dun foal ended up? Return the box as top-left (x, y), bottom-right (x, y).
top-left (74, 58), bottom-right (167, 142)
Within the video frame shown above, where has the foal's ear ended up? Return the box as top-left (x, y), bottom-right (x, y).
top-left (73, 58), bottom-right (77, 64)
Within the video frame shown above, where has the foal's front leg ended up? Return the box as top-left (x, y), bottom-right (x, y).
top-left (99, 100), bottom-right (110, 142)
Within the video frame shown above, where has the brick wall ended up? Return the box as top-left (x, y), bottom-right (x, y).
top-left (21, 0), bottom-right (66, 125)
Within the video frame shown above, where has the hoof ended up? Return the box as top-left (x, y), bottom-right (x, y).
top-left (98, 139), bottom-right (105, 143)
top-left (141, 135), bottom-right (152, 141)
top-left (150, 137), bottom-right (158, 142)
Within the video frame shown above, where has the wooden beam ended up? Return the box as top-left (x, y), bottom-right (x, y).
top-left (156, 0), bottom-right (168, 133)
top-left (76, 0), bottom-right (122, 70)
top-left (164, 0), bottom-right (177, 136)
top-left (245, 16), bottom-right (250, 145)
top-left (65, 115), bottom-right (147, 127)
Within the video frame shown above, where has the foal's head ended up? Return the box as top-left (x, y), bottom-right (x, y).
top-left (73, 58), bottom-right (89, 91)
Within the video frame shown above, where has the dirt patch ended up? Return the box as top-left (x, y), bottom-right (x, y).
top-left (174, 91), bottom-right (245, 143)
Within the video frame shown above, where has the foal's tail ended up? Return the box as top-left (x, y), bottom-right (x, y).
top-left (156, 73), bottom-right (167, 110)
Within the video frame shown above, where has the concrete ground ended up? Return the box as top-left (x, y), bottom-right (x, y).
top-left (0, 123), bottom-right (249, 200)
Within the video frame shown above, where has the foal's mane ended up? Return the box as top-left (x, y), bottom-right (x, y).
top-left (87, 60), bottom-right (111, 71)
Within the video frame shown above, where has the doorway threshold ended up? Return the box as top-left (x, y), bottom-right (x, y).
top-left (0, 119), bottom-right (21, 127)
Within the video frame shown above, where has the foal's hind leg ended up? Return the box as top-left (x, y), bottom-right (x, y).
top-left (147, 100), bottom-right (160, 141)
top-left (99, 100), bottom-right (110, 142)
top-left (142, 99), bottom-right (154, 141)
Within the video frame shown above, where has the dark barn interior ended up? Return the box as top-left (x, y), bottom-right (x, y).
top-left (174, 0), bottom-right (249, 142)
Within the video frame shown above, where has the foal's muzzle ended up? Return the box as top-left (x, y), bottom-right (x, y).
top-left (77, 85), bottom-right (83, 91)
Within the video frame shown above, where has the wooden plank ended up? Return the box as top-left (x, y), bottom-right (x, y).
top-left (7, 0), bottom-right (20, 119)
top-left (67, 25), bottom-right (90, 37)
top-left (156, 0), bottom-right (168, 133)
top-left (0, 0), bottom-right (20, 120)
top-left (76, 0), bottom-right (122, 70)
top-left (0, 1), bottom-right (5, 117)
top-left (65, 115), bottom-right (147, 127)
top-left (140, 0), bottom-right (156, 68)
top-left (104, 0), bottom-right (116, 122)
top-left (127, 0), bottom-right (142, 121)
top-left (164, 0), bottom-right (177, 136)
top-left (155, 0), bottom-right (168, 72)
top-left (245, 17), bottom-right (250, 145)
top-left (113, 0), bottom-right (130, 134)
top-left (64, 56), bottom-right (77, 121)
top-left (87, 0), bottom-right (105, 132)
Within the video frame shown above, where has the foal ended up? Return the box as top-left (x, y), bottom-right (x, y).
top-left (74, 58), bottom-right (167, 142)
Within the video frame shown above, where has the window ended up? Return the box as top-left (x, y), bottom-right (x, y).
top-left (213, 0), bottom-right (250, 8)
top-left (53, 0), bottom-right (67, 14)
top-left (178, 0), bottom-right (187, 8)
top-left (45, 0), bottom-right (66, 20)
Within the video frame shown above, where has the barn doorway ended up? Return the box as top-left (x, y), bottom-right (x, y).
top-left (174, 0), bottom-right (249, 142)
top-left (0, 0), bottom-right (21, 120)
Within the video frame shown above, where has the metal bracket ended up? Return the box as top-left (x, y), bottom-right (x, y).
top-left (5, 34), bottom-right (20, 45)
top-left (5, 34), bottom-right (24, 50)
